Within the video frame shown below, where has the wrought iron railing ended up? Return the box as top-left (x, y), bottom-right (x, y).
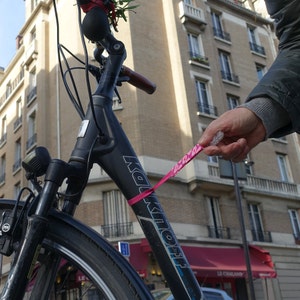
top-left (189, 52), bottom-right (209, 65)
top-left (101, 222), bottom-right (133, 238)
top-left (197, 102), bottom-right (218, 116)
top-left (251, 230), bottom-right (272, 243)
top-left (213, 27), bottom-right (231, 42)
top-left (221, 70), bottom-right (240, 84)
top-left (26, 133), bottom-right (37, 150)
top-left (208, 225), bottom-right (231, 239)
top-left (249, 42), bottom-right (266, 55)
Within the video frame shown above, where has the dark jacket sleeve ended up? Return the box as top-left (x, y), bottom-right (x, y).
top-left (246, 0), bottom-right (300, 134)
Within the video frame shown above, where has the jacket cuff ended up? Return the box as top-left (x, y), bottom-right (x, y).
top-left (240, 97), bottom-right (291, 138)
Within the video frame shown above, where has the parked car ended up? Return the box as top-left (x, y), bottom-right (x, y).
top-left (151, 287), bottom-right (233, 300)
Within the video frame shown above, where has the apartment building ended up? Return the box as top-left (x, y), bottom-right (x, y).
top-left (0, 0), bottom-right (300, 299)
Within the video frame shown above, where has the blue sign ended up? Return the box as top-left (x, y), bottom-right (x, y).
top-left (118, 241), bottom-right (130, 257)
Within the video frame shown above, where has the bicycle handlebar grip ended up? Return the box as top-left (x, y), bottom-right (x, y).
top-left (121, 66), bottom-right (156, 94)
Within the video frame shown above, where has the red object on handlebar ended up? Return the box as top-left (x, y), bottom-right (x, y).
top-left (121, 66), bottom-right (156, 94)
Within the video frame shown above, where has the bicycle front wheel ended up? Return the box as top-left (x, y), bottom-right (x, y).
top-left (0, 200), bottom-right (152, 300)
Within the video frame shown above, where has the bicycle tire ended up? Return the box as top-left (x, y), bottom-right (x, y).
top-left (0, 200), bottom-right (153, 300)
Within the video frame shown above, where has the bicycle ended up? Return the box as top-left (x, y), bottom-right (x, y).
top-left (0, 1), bottom-right (204, 299)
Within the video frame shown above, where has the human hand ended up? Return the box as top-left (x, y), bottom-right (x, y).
top-left (198, 108), bottom-right (266, 162)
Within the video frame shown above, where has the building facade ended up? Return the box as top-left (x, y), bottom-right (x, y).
top-left (0, 0), bottom-right (300, 299)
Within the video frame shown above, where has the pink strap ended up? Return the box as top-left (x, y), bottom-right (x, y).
top-left (128, 144), bottom-right (204, 206)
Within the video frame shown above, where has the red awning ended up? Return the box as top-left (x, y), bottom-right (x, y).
top-left (128, 240), bottom-right (276, 280)
top-left (129, 243), bottom-right (149, 278)
top-left (182, 245), bottom-right (277, 279)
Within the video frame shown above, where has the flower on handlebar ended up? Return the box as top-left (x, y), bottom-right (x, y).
top-left (110, 0), bottom-right (139, 31)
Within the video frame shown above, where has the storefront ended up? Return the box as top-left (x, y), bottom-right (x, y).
top-left (128, 239), bottom-right (277, 299)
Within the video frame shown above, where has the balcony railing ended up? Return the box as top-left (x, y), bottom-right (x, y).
top-left (27, 86), bottom-right (37, 104)
top-left (0, 133), bottom-right (7, 146)
top-left (249, 42), bottom-right (266, 55)
top-left (197, 102), bottom-right (218, 116)
top-left (208, 226), bottom-right (231, 239)
top-left (207, 164), bottom-right (299, 196)
top-left (13, 158), bottom-right (22, 173)
top-left (101, 222), bottom-right (133, 238)
top-left (189, 52), bottom-right (209, 66)
top-left (0, 173), bottom-right (5, 185)
top-left (24, 40), bottom-right (38, 67)
top-left (247, 175), bottom-right (298, 195)
top-left (221, 71), bottom-right (240, 84)
top-left (178, 1), bottom-right (206, 26)
top-left (251, 230), bottom-right (272, 243)
top-left (26, 133), bottom-right (37, 150)
top-left (14, 116), bottom-right (22, 131)
top-left (213, 27), bottom-right (231, 42)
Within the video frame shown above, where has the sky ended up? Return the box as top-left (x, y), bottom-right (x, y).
top-left (0, 0), bottom-right (25, 68)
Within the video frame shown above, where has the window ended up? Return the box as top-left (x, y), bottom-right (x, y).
top-left (207, 197), bottom-right (230, 239)
top-left (208, 197), bottom-right (222, 228)
top-left (30, 26), bottom-right (36, 42)
top-left (276, 153), bottom-right (292, 182)
top-left (27, 111), bottom-right (37, 150)
top-left (207, 156), bottom-right (218, 164)
top-left (188, 33), bottom-right (207, 64)
top-left (102, 190), bottom-right (131, 238)
top-left (248, 203), bottom-right (265, 242)
top-left (195, 79), bottom-right (216, 115)
top-left (288, 209), bottom-right (300, 240)
top-left (211, 12), bottom-right (230, 41)
top-left (248, 26), bottom-right (265, 55)
top-left (1, 116), bottom-right (7, 143)
top-left (27, 69), bottom-right (37, 104)
top-left (13, 139), bottom-right (22, 173)
top-left (14, 98), bottom-right (23, 130)
top-left (227, 95), bottom-right (239, 110)
top-left (6, 83), bottom-right (12, 99)
top-left (244, 156), bottom-right (254, 176)
top-left (14, 182), bottom-right (21, 199)
top-left (256, 64), bottom-right (266, 81)
top-left (188, 33), bottom-right (200, 55)
top-left (219, 51), bottom-right (238, 83)
top-left (0, 155), bottom-right (6, 184)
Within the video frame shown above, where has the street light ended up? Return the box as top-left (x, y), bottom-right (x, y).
top-left (219, 159), bottom-right (256, 300)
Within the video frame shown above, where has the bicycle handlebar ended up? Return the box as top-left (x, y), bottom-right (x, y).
top-left (121, 65), bottom-right (156, 94)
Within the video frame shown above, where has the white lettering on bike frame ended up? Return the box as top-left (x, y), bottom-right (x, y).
top-left (77, 120), bottom-right (89, 138)
top-left (123, 155), bottom-right (189, 270)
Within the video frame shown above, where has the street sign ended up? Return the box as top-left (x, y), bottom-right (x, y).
top-left (118, 241), bottom-right (130, 257)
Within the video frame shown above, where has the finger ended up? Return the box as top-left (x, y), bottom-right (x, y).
top-left (203, 138), bottom-right (248, 160)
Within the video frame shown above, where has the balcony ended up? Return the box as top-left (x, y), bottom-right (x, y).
top-left (26, 133), bottom-right (37, 150)
top-left (251, 230), bottom-right (272, 243)
top-left (207, 226), bottom-right (231, 239)
top-left (189, 52), bottom-right (209, 66)
top-left (0, 133), bottom-right (7, 147)
top-left (208, 164), bottom-right (299, 197)
top-left (221, 70), bottom-right (240, 84)
top-left (178, 1), bottom-right (206, 30)
top-left (213, 27), bottom-right (231, 43)
top-left (27, 86), bottom-right (37, 104)
top-left (101, 222), bottom-right (133, 238)
top-left (0, 173), bottom-right (5, 185)
top-left (24, 40), bottom-right (38, 67)
top-left (249, 42), bottom-right (266, 56)
top-left (13, 158), bottom-right (22, 173)
top-left (14, 116), bottom-right (22, 131)
top-left (196, 102), bottom-right (218, 116)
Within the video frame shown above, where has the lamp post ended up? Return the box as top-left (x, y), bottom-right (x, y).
top-left (219, 159), bottom-right (256, 300)
top-left (231, 161), bottom-right (256, 300)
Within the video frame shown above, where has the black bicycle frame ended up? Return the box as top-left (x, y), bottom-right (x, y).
top-left (0, 33), bottom-right (203, 299)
